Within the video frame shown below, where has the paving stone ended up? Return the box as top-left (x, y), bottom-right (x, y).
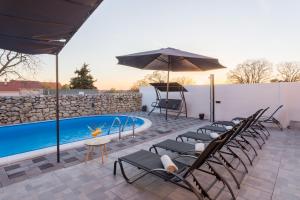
top-left (0, 175), bottom-right (10, 188)
top-left (32, 157), bottom-right (47, 163)
top-left (26, 167), bottom-right (42, 178)
top-left (4, 164), bottom-right (20, 172)
top-left (60, 151), bottom-right (70, 157)
top-left (64, 157), bottom-right (79, 163)
top-left (38, 163), bottom-right (54, 171)
top-left (76, 147), bottom-right (87, 152)
top-left (7, 171), bottom-right (26, 179)
top-left (105, 147), bottom-right (112, 151)
top-left (139, 136), bottom-right (147, 140)
top-left (115, 143), bottom-right (127, 148)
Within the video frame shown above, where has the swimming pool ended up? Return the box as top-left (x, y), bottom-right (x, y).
top-left (0, 115), bottom-right (149, 158)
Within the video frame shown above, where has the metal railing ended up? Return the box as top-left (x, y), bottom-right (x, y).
top-left (122, 115), bottom-right (136, 138)
top-left (108, 116), bottom-right (137, 141)
top-left (108, 117), bottom-right (122, 140)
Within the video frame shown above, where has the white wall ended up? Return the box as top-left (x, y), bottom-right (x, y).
top-left (140, 85), bottom-right (210, 119)
top-left (140, 82), bottom-right (300, 128)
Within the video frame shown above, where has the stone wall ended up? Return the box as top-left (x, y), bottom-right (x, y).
top-left (0, 93), bottom-right (142, 125)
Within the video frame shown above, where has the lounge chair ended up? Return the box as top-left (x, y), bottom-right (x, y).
top-left (175, 122), bottom-right (239, 143)
top-left (150, 121), bottom-right (249, 189)
top-left (225, 108), bottom-right (271, 141)
top-left (213, 108), bottom-right (270, 142)
top-left (177, 109), bottom-right (267, 150)
top-left (114, 135), bottom-right (236, 200)
top-left (258, 105), bottom-right (283, 131)
top-left (176, 111), bottom-right (261, 166)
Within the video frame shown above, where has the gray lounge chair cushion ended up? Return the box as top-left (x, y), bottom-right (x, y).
top-left (153, 139), bottom-right (195, 154)
top-left (179, 131), bottom-right (213, 141)
top-left (214, 121), bottom-right (235, 126)
top-left (198, 125), bottom-right (227, 133)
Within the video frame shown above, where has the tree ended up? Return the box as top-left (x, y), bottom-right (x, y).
top-left (172, 76), bottom-right (196, 85)
top-left (61, 84), bottom-right (70, 89)
top-left (130, 71), bottom-right (166, 91)
top-left (130, 71), bottom-right (196, 90)
top-left (108, 88), bottom-right (117, 93)
top-left (130, 79), bottom-right (149, 91)
top-left (270, 78), bottom-right (281, 83)
top-left (0, 49), bottom-right (39, 79)
top-left (69, 63), bottom-right (97, 89)
top-left (277, 62), bottom-right (300, 82)
top-left (227, 59), bottom-right (273, 84)
top-left (144, 71), bottom-right (166, 83)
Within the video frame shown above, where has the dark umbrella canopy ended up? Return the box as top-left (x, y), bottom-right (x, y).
top-left (116, 47), bottom-right (225, 71)
top-left (0, 0), bottom-right (103, 54)
top-left (0, 0), bottom-right (104, 163)
top-left (116, 47), bottom-right (225, 120)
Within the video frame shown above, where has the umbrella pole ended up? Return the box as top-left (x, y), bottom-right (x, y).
top-left (55, 53), bottom-right (60, 163)
top-left (210, 74), bottom-right (215, 122)
top-left (166, 59), bottom-right (170, 120)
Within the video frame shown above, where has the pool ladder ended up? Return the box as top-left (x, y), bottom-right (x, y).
top-left (122, 116), bottom-right (136, 138)
top-left (108, 116), bottom-right (136, 140)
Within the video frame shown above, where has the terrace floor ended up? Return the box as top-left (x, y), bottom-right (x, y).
top-left (0, 113), bottom-right (299, 200)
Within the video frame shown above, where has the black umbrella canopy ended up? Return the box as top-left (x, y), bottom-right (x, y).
top-left (0, 0), bottom-right (104, 163)
top-left (0, 0), bottom-right (103, 54)
top-left (116, 47), bottom-right (225, 71)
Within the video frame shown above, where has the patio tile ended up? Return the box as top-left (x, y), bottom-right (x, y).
top-left (128, 190), bottom-right (161, 200)
top-left (131, 139), bottom-right (141, 143)
top-left (7, 171), bottom-right (26, 180)
top-left (64, 157), bottom-right (79, 163)
top-left (38, 163), bottom-right (54, 171)
top-left (110, 183), bottom-right (145, 200)
top-left (60, 151), bottom-right (70, 157)
top-left (165, 187), bottom-right (198, 200)
top-left (139, 136), bottom-right (147, 140)
top-left (26, 167), bottom-right (42, 178)
top-left (115, 143), bottom-right (127, 148)
top-left (145, 179), bottom-right (175, 198)
top-left (32, 157), bottom-right (47, 164)
top-left (76, 147), bottom-right (87, 152)
top-left (4, 164), bottom-right (20, 172)
top-left (237, 185), bottom-right (272, 200)
top-left (242, 175), bottom-right (275, 193)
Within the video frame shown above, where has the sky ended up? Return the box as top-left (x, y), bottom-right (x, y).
top-left (30, 0), bottom-right (300, 89)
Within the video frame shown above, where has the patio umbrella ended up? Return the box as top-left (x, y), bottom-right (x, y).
top-left (116, 47), bottom-right (225, 120)
top-left (0, 0), bottom-right (104, 163)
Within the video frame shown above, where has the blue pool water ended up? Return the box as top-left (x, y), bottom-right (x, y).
top-left (0, 115), bottom-right (145, 157)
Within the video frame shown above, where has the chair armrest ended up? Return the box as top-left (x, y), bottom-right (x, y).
top-left (151, 102), bottom-right (159, 107)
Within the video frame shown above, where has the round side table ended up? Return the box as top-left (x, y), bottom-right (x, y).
top-left (85, 138), bottom-right (110, 164)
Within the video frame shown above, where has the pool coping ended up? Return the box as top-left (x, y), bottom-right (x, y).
top-left (0, 116), bottom-right (152, 166)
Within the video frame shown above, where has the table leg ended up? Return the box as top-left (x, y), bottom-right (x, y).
top-left (85, 146), bottom-right (91, 163)
top-left (91, 146), bottom-right (94, 160)
top-left (104, 144), bottom-right (107, 158)
top-left (100, 145), bottom-right (104, 164)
